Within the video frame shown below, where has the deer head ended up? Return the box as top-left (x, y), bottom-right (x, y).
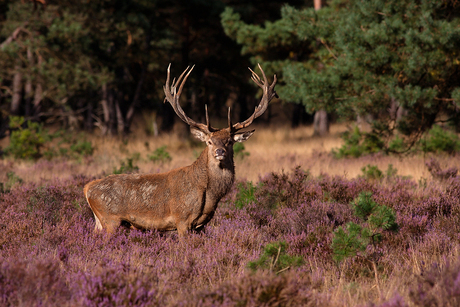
top-left (163, 64), bottom-right (278, 166)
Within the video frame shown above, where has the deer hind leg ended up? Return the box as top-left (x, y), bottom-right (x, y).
top-left (93, 212), bottom-right (103, 231)
top-left (85, 194), bottom-right (120, 233)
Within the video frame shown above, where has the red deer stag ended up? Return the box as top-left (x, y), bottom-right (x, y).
top-left (83, 64), bottom-right (277, 236)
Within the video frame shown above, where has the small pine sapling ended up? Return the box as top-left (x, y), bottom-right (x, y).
top-left (331, 192), bottom-right (398, 295)
top-left (248, 241), bottom-right (303, 274)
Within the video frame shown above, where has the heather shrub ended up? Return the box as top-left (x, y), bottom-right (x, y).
top-left (319, 174), bottom-right (370, 204)
top-left (255, 167), bottom-right (314, 210)
top-left (76, 261), bottom-right (161, 307)
top-left (180, 270), bottom-right (312, 306)
top-left (425, 158), bottom-right (458, 181)
top-left (2, 166), bottom-right (460, 306)
top-left (408, 259), bottom-right (460, 306)
top-left (0, 258), bottom-right (70, 306)
top-left (248, 241), bottom-right (303, 273)
top-left (148, 145), bottom-right (172, 164)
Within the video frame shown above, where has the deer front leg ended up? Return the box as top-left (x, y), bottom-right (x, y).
top-left (176, 222), bottom-right (190, 238)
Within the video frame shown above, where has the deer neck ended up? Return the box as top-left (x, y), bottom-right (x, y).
top-left (193, 146), bottom-right (235, 198)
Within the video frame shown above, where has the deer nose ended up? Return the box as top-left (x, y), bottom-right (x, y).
top-left (215, 148), bottom-right (226, 159)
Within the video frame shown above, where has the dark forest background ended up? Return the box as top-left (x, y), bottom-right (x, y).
top-left (1, 0), bottom-right (460, 148)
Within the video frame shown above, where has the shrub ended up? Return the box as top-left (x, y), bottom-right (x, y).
top-left (5, 117), bottom-right (94, 160)
top-left (420, 125), bottom-right (460, 154)
top-left (148, 146), bottom-right (172, 164)
top-left (5, 116), bottom-right (49, 159)
top-left (331, 192), bottom-right (398, 265)
top-left (180, 270), bottom-right (312, 306)
top-left (425, 158), bottom-right (458, 181)
top-left (0, 171), bottom-right (23, 194)
top-left (70, 140), bottom-right (94, 157)
top-left (332, 126), bottom-right (385, 158)
top-left (331, 192), bottom-right (399, 296)
top-left (113, 158), bottom-right (139, 174)
top-left (248, 241), bottom-right (303, 274)
top-left (360, 165), bottom-right (384, 181)
top-left (233, 142), bottom-right (250, 159)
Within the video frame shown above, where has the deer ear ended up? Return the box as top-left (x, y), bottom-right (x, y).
top-left (190, 127), bottom-right (208, 142)
top-left (233, 129), bottom-right (255, 143)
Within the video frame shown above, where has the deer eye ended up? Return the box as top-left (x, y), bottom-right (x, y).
top-left (207, 140), bottom-right (212, 146)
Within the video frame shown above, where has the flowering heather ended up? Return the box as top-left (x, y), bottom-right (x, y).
top-left (1, 166), bottom-right (460, 306)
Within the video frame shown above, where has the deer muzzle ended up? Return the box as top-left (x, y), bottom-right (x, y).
top-left (214, 148), bottom-right (226, 160)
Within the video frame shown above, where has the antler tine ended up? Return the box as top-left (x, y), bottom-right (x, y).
top-left (173, 65), bottom-right (194, 97)
top-left (227, 107), bottom-right (232, 128)
top-left (163, 64), bottom-right (210, 132)
top-left (232, 64), bottom-right (277, 132)
top-left (205, 104), bottom-right (210, 129)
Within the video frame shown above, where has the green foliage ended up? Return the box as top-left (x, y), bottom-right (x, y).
top-left (388, 135), bottom-right (408, 153)
top-left (5, 117), bottom-right (94, 160)
top-left (385, 164), bottom-right (398, 179)
top-left (0, 171), bottom-right (23, 193)
top-left (223, 0), bottom-right (460, 145)
top-left (70, 140), bottom-right (94, 157)
top-left (248, 241), bottom-right (303, 274)
top-left (113, 158), bottom-right (139, 174)
top-left (333, 127), bottom-right (384, 158)
top-left (331, 222), bottom-right (369, 263)
top-left (420, 125), bottom-right (460, 154)
top-left (233, 142), bottom-right (250, 159)
top-left (148, 146), bottom-right (172, 164)
top-left (360, 165), bottom-right (383, 181)
top-left (235, 181), bottom-right (258, 209)
top-left (331, 192), bottom-right (399, 264)
top-left (5, 116), bottom-right (49, 160)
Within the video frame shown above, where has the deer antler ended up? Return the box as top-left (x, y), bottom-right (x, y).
top-left (163, 64), bottom-right (213, 132)
top-left (231, 64), bottom-right (278, 132)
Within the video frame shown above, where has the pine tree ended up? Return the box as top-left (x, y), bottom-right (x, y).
top-left (222, 0), bottom-right (460, 146)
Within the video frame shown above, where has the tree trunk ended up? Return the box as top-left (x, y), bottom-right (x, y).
top-left (11, 60), bottom-right (22, 115)
top-left (313, 109), bottom-right (329, 136)
top-left (33, 54), bottom-right (43, 119)
top-left (125, 67), bottom-right (145, 133)
top-left (312, 0), bottom-right (329, 136)
top-left (115, 97), bottom-right (124, 135)
top-left (389, 97), bottom-right (407, 123)
top-left (25, 48), bottom-right (34, 117)
top-left (314, 0), bottom-right (321, 10)
top-left (100, 83), bottom-right (110, 134)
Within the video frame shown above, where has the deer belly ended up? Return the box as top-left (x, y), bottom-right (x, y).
top-left (123, 213), bottom-right (177, 231)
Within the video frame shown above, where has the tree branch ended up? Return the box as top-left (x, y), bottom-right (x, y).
top-left (0, 24), bottom-right (28, 50)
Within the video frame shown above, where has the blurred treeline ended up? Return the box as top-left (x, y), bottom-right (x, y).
top-left (1, 0), bottom-right (460, 145)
